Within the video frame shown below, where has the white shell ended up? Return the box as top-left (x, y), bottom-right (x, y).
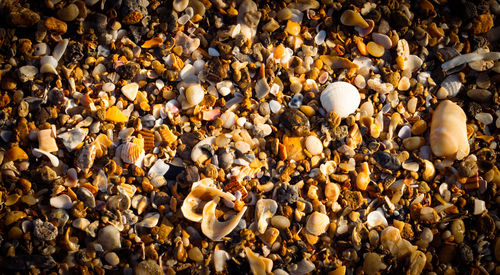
top-left (366, 209), bottom-right (388, 229)
top-left (181, 178), bottom-right (235, 222)
top-left (320, 81), bottom-right (360, 118)
top-left (255, 199), bottom-right (278, 234)
top-left (50, 194), bottom-right (73, 209)
top-left (372, 33), bottom-right (392, 49)
top-left (201, 198), bottom-right (247, 241)
top-left (32, 148), bottom-right (60, 167)
top-left (58, 128), bottom-right (87, 151)
top-left (52, 39), bottom-right (69, 61)
top-left (40, 55), bottom-right (58, 74)
top-left (442, 51), bottom-right (500, 72)
top-left (34, 43), bottom-right (50, 56)
top-left (214, 250), bottom-right (231, 272)
top-left (305, 211), bottom-right (330, 236)
top-left (305, 136), bottom-right (323, 155)
top-left (404, 55), bottom-right (423, 72)
top-left (191, 136), bottom-right (215, 163)
top-left (185, 84), bottom-right (205, 105)
top-left (121, 83), bottom-right (139, 101)
top-left (437, 74), bottom-right (462, 99)
top-left (137, 212), bottom-right (160, 228)
top-left (245, 247), bottom-right (274, 275)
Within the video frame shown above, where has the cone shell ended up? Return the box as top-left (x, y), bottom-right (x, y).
top-left (106, 106), bottom-right (128, 123)
top-left (120, 142), bottom-right (141, 164)
top-left (430, 100), bottom-right (469, 160)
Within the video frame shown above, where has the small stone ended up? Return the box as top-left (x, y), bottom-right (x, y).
top-left (188, 247), bottom-right (204, 263)
top-left (121, 83), bottom-right (139, 101)
top-left (280, 109), bottom-right (310, 136)
top-left (475, 112), bottom-right (493, 125)
top-left (105, 252), bottom-right (120, 266)
top-left (116, 62), bottom-right (140, 80)
top-left (467, 89), bottom-right (492, 102)
top-left (367, 41), bottom-right (385, 57)
top-left (472, 14), bottom-right (494, 34)
top-left (44, 17), bottom-right (67, 33)
top-left (473, 199), bottom-right (486, 215)
top-left (271, 215), bottom-right (290, 230)
top-left (285, 20), bottom-right (301, 36)
top-left (57, 4), bottom-right (79, 21)
top-left (33, 219), bottom-right (58, 241)
top-left (374, 151), bottom-right (401, 170)
top-left (98, 225), bottom-right (121, 251)
top-left (18, 101), bottom-right (29, 118)
top-left (269, 100), bottom-right (281, 113)
top-left (451, 219), bottom-right (465, 243)
top-left (8, 6), bottom-right (40, 27)
top-left (305, 136), bottom-right (323, 155)
top-left (457, 156), bottom-right (478, 177)
top-left (135, 260), bottom-right (163, 275)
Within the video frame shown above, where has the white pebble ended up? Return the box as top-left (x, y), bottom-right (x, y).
top-left (475, 112), bottom-right (493, 125)
top-left (473, 199), bottom-right (486, 215)
top-left (121, 83), bottom-right (139, 101)
top-left (305, 136), bottom-right (323, 155)
top-left (220, 112), bottom-right (236, 128)
top-left (269, 100), bottom-right (281, 113)
top-left (235, 141), bottom-right (251, 153)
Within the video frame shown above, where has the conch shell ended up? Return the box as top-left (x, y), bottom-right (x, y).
top-left (430, 100), bottom-right (469, 160)
top-left (201, 198), bottom-right (247, 241)
top-left (181, 178), bottom-right (235, 222)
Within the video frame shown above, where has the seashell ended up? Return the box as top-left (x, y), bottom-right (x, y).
top-left (50, 194), bottom-right (73, 209)
top-left (437, 74), bottom-right (462, 99)
top-left (255, 199), bottom-right (278, 234)
top-left (289, 259), bottom-right (315, 275)
top-left (255, 78), bottom-right (270, 100)
top-left (106, 106), bottom-right (128, 123)
top-left (430, 100), bottom-right (469, 160)
top-left (18, 65), bottom-right (38, 82)
top-left (305, 135), bottom-right (323, 155)
top-left (7, 146), bottom-right (28, 161)
top-left (191, 136), bottom-right (215, 163)
top-left (38, 128), bottom-right (58, 153)
top-left (367, 209), bottom-right (388, 229)
top-left (372, 33), bottom-right (392, 49)
top-left (354, 19), bottom-right (375, 37)
top-left (442, 51), bottom-right (500, 72)
top-left (76, 144), bottom-right (97, 174)
top-left (185, 84), bottom-right (205, 105)
top-left (147, 159), bottom-right (170, 178)
top-left (58, 128), bottom-right (87, 151)
top-left (341, 10), bottom-right (369, 28)
top-left (320, 81), bottom-right (361, 118)
top-left (32, 148), bottom-right (60, 167)
top-left (137, 212), bottom-right (160, 228)
top-left (141, 37), bottom-right (163, 49)
top-left (214, 249), bottom-right (231, 272)
top-left (120, 142), bottom-right (141, 164)
top-left (40, 55), bottom-right (58, 74)
top-left (34, 43), bottom-right (50, 56)
top-left (121, 83), bottom-right (139, 101)
top-left (201, 198), bottom-right (247, 241)
top-left (216, 80), bottom-right (233, 96)
top-left (72, 218), bottom-right (90, 231)
top-left (320, 55), bottom-right (358, 70)
top-left (181, 178), bottom-right (236, 222)
top-left (305, 211), bottom-right (329, 236)
top-left (52, 38), bottom-right (68, 61)
top-left (367, 41), bottom-right (385, 57)
top-left (5, 211), bottom-right (27, 226)
top-left (314, 30), bottom-right (326, 45)
top-left (403, 55), bottom-right (423, 72)
top-left (244, 247), bottom-right (273, 275)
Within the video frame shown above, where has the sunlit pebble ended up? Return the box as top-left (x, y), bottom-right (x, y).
top-left (269, 100), bottom-right (281, 113)
top-left (314, 30), bottom-right (326, 45)
top-left (208, 47), bottom-right (220, 57)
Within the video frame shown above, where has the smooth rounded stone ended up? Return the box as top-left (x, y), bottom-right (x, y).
top-left (220, 111), bottom-right (236, 128)
top-left (218, 152), bottom-right (234, 169)
top-left (430, 100), bottom-right (469, 160)
top-left (305, 136), bottom-right (323, 155)
top-left (33, 219), bottom-right (58, 241)
top-left (269, 100), bottom-right (281, 113)
top-left (320, 81), bottom-right (361, 118)
top-left (279, 108), bottom-right (310, 136)
top-left (121, 82), bottom-right (139, 101)
top-left (173, 0), bottom-right (189, 12)
top-left (372, 32), bottom-right (392, 49)
top-left (367, 41), bottom-right (385, 57)
top-left (98, 225), bottom-right (121, 251)
top-left (185, 84), bottom-right (205, 105)
top-left (354, 74), bottom-right (366, 89)
top-left (50, 194), bottom-right (73, 209)
top-left (57, 4), bottom-right (79, 21)
top-left (188, 247), bottom-right (204, 262)
top-left (475, 112), bottom-right (493, 125)
top-left (135, 260), bottom-right (162, 275)
top-left (105, 252), bottom-right (120, 266)
top-left (467, 89), bottom-right (492, 102)
top-left (235, 141), bottom-right (251, 153)
top-left (397, 76), bottom-right (410, 91)
top-left (363, 253), bottom-right (387, 275)
top-left (451, 219), bottom-right (465, 243)
top-left (271, 215), bottom-right (290, 230)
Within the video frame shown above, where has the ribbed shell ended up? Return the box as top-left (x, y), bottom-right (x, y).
top-left (120, 142), bottom-right (141, 164)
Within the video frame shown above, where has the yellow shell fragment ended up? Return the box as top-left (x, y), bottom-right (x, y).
top-left (106, 106), bottom-right (129, 123)
top-left (430, 100), bottom-right (469, 160)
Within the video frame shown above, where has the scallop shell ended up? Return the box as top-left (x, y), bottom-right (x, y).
top-left (120, 142), bottom-right (141, 164)
top-left (255, 199), bottom-right (278, 234)
top-left (201, 198), bottom-right (247, 241)
top-left (305, 211), bottom-right (330, 236)
top-left (139, 129), bottom-right (155, 153)
top-left (181, 178), bottom-right (236, 222)
top-left (430, 100), bottom-right (469, 160)
top-left (320, 81), bottom-right (361, 118)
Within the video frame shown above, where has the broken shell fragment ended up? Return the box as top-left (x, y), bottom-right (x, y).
top-left (341, 10), bottom-right (369, 28)
top-left (245, 247), bottom-right (273, 275)
top-left (430, 100), bottom-right (469, 160)
top-left (50, 194), bottom-right (73, 209)
top-left (320, 82), bottom-right (361, 118)
top-left (201, 198), bottom-right (247, 241)
top-left (58, 128), bottom-right (87, 151)
top-left (255, 199), bottom-right (278, 234)
top-left (121, 83), bottom-right (139, 101)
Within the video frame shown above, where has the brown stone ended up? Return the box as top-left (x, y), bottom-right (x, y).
top-left (122, 11), bottom-right (143, 25)
top-left (472, 14), bottom-right (493, 35)
top-left (44, 17), bottom-right (67, 33)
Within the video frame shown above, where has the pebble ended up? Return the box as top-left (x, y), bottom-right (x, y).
top-left (33, 219), bottom-right (58, 241)
top-left (57, 4), bottom-right (79, 22)
top-left (305, 136), bottom-right (323, 155)
top-left (185, 84), bottom-right (205, 105)
top-left (188, 247), bottom-right (204, 262)
top-left (269, 100), bottom-right (281, 113)
top-left (50, 194), bottom-right (73, 209)
top-left (44, 17), bottom-right (67, 33)
top-left (271, 215), bottom-right (290, 230)
top-left (372, 33), bottom-right (392, 49)
top-left (121, 83), bottom-right (139, 101)
top-left (135, 260), bottom-right (163, 275)
top-left (473, 199), bottom-right (486, 215)
top-left (98, 225), bottom-right (121, 251)
top-left (105, 252), bottom-right (120, 266)
top-left (367, 41), bottom-right (385, 57)
top-left (280, 108), bottom-right (310, 136)
top-left (475, 112), bottom-right (493, 125)
top-left (450, 219), bottom-right (465, 243)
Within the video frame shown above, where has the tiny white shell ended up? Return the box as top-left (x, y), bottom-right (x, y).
top-left (305, 211), bottom-right (329, 236)
top-left (320, 81), bottom-right (361, 118)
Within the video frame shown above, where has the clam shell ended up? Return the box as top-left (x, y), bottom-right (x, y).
top-left (305, 211), bottom-right (330, 236)
top-left (437, 74), bottom-right (462, 99)
top-left (320, 81), bottom-right (361, 118)
top-left (58, 128), bottom-right (87, 151)
top-left (120, 142), bottom-right (141, 164)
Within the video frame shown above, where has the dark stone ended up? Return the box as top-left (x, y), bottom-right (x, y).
top-left (1, 255), bottom-right (56, 271)
top-left (276, 184), bottom-right (299, 204)
top-left (141, 114), bottom-right (155, 129)
top-left (374, 151), bottom-right (401, 171)
top-left (458, 243), bottom-right (474, 264)
top-left (129, 25), bottom-right (147, 44)
top-left (33, 219), bottom-right (58, 241)
top-left (279, 108), bottom-right (310, 136)
top-left (116, 62), bottom-right (140, 80)
top-left (390, 10), bottom-right (411, 28)
top-left (365, 9), bottom-right (381, 22)
top-left (121, 0), bottom-right (149, 18)
top-left (65, 42), bottom-right (84, 64)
